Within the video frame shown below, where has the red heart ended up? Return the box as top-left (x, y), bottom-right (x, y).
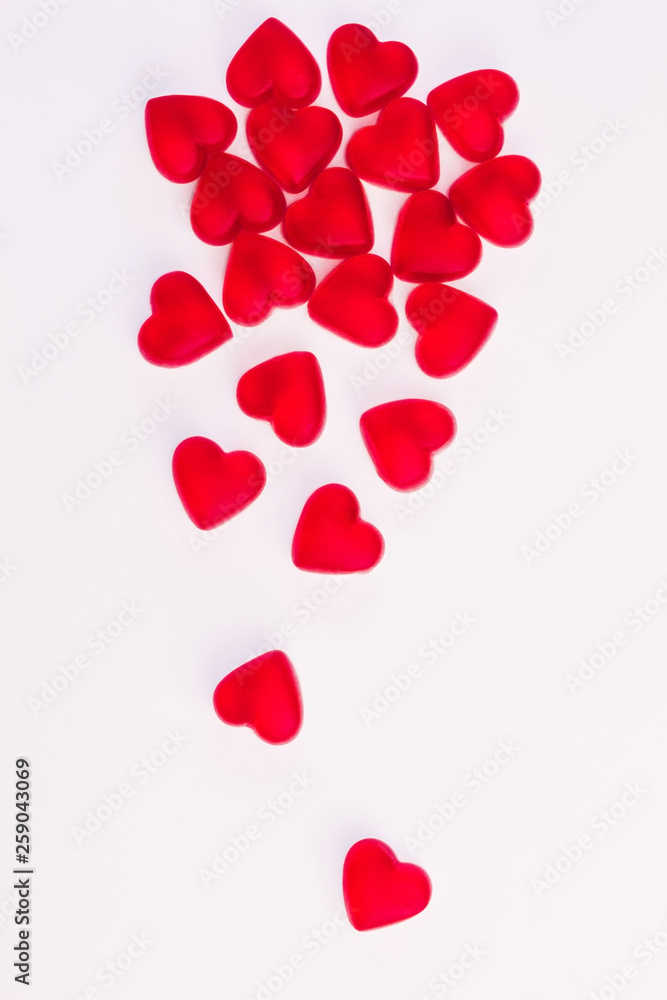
top-left (449, 155), bottom-right (541, 247)
top-left (406, 282), bottom-right (498, 378)
top-left (292, 484), bottom-right (384, 573)
top-left (327, 24), bottom-right (418, 118)
top-left (213, 651), bottom-right (302, 745)
top-left (138, 271), bottom-right (232, 367)
top-left (282, 167), bottom-right (374, 259)
top-left (144, 95), bottom-right (237, 183)
top-left (391, 190), bottom-right (482, 283)
top-left (236, 352), bottom-right (326, 447)
top-left (360, 399), bottom-right (456, 491)
top-left (222, 233), bottom-right (316, 326)
top-left (343, 839), bottom-right (432, 931)
top-left (307, 254), bottom-right (398, 348)
top-left (226, 18), bottom-right (321, 109)
top-left (346, 97), bottom-right (439, 192)
top-left (172, 436), bottom-right (265, 529)
top-left (247, 103), bottom-right (342, 194)
top-left (190, 152), bottom-right (286, 246)
top-left (427, 70), bottom-right (519, 162)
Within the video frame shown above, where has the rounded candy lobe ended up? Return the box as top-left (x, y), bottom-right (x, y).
top-left (327, 24), bottom-right (418, 117)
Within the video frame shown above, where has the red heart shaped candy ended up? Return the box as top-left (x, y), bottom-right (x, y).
top-left (223, 233), bottom-right (316, 326)
top-left (327, 24), bottom-right (418, 117)
top-left (226, 18), bottom-right (321, 109)
top-left (343, 839), bottom-right (432, 931)
top-left (237, 352), bottom-right (326, 447)
top-left (292, 484), bottom-right (384, 573)
top-left (247, 103), bottom-right (342, 194)
top-left (307, 254), bottom-right (398, 347)
top-left (391, 190), bottom-right (482, 283)
top-left (190, 152), bottom-right (286, 246)
top-left (360, 399), bottom-right (456, 491)
top-left (449, 155), bottom-right (541, 247)
top-left (282, 168), bottom-right (374, 258)
top-left (138, 271), bottom-right (232, 367)
top-left (427, 70), bottom-right (519, 162)
top-left (213, 651), bottom-right (302, 745)
top-left (406, 283), bottom-right (498, 377)
top-left (172, 436), bottom-right (265, 529)
top-left (346, 98), bottom-right (439, 192)
top-left (145, 95), bottom-right (237, 183)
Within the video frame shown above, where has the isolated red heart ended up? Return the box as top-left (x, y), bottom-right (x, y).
top-left (282, 167), bottom-right (374, 258)
top-left (327, 24), bottom-right (418, 117)
top-left (292, 484), bottom-right (384, 573)
top-left (247, 103), bottom-right (343, 194)
top-left (138, 271), bottom-right (232, 367)
top-left (213, 650), bottom-right (303, 744)
top-left (406, 282), bottom-right (498, 377)
top-left (307, 254), bottom-right (398, 347)
top-left (172, 436), bottom-right (266, 529)
top-left (428, 69), bottom-right (519, 162)
top-left (144, 95), bottom-right (238, 183)
top-left (226, 17), bottom-right (321, 109)
top-left (190, 151), bottom-right (286, 246)
top-left (236, 352), bottom-right (326, 447)
top-left (391, 190), bottom-right (482, 283)
top-left (449, 155), bottom-right (541, 247)
top-left (360, 399), bottom-right (456, 491)
top-left (343, 838), bottom-right (432, 931)
top-left (346, 97), bottom-right (439, 192)
top-left (222, 233), bottom-right (316, 326)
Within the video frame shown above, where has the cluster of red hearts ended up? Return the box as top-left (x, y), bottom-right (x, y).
top-left (138, 18), bottom-right (540, 931)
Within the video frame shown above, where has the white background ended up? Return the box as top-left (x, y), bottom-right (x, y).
top-left (2, 0), bottom-right (667, 998)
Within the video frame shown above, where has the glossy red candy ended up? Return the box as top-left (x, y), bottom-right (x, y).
top-left (406, 283), bottom-right (498, 378)
top-left (145, 95), bottom-right (237, 183)
top-left (222, 233), bottom-right (316, 326)
top-left (307, 254), bottom-right (398, 348)
top-left (427, 70), bottom-right (519, 162)
top-left (236, 352), bottom-right (326, 447)
top-left (213, 651), bottom-right (302, 745)
top-left (172, 436), bottom-right (265, 529)
top-left (327, 24), bottom-right (418, 118)
top-left (343, 839), bottom-right (432, 931)
top-left (190, 151), bottom-right (286, 246)
top-left (282, 167), bottom-right (374, 258)
top-left (449, 155), bottom-right (541, 247)
top-left (247, 103), bottom-right (342, 194)
top-left (360, 399), bottom-right (456, 491)
top-left (391, 190), bottom-right (482, 283)
top-left (292, 484), bottom-right (384, 573)
top-left (346, 97), bottom-right (439, 192)
top-left (226, 18), bottom-right (321, 109)
top-left (138, 271), bottom-right (232, 367)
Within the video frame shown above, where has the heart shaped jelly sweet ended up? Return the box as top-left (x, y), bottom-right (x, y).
top-left (226, 18), bottom-right (321, 109)
top-left (448, 154), bottom-right (541, 247)
top-left (327, 24), bottom-right (418, 117)
top-left (292, 484), bottom-right (384, 573)
top-left (346, 97), bottom-right (439, 192)
top-left (427, 69), bottom-right (519, 162)
top-left (247, 102), bottom-right (343, 194)
top-left (282, 167), bottom-right (374, 258)
top-left (172, 436), bottom-right (266, 529)
top-left (236, 352), bottom-right (326, 447)
top-left (406, 282), bottom-right (498, 377)
top-left (391, 190), bottom-right (482, 283)
top-left (307, 254), bottom-right (398, 348)
top-left (343, 838), bottom-right (432, 930)
top-left (190, 151), bottom-right (286, 246)
top-left (222, 233), bottom-right (316, 326)
top-left (213, 650), bottom-right (303, 744)
top-left (138, 271), bottom-right (232, 367)
top-left (360, 399), bottom-right (456, 491)
top-left (145, 95), bottom-right (237, 183)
